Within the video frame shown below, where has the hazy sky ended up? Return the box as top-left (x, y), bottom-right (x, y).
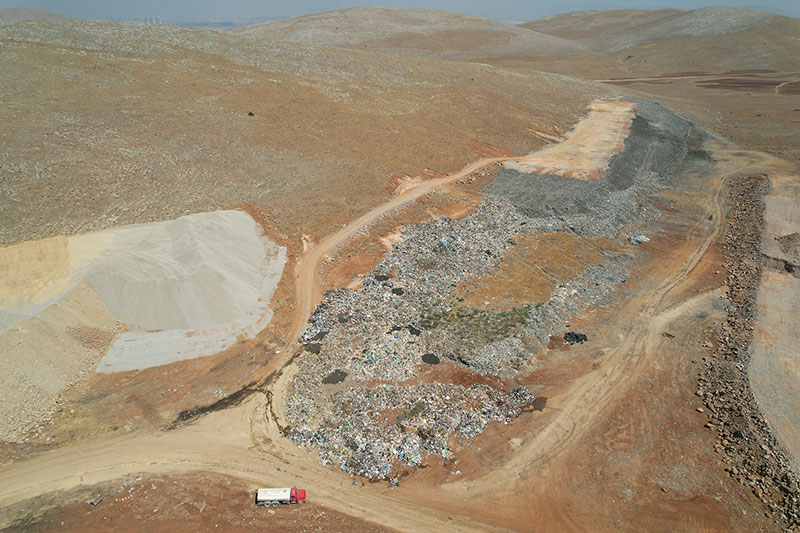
top-left (1, 0), bottom-right (797, 23)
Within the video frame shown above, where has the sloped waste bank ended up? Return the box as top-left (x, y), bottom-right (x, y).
top-left (487, 98), bottom-right (693, 237)
top-left (286, 98), bottom-right (702, 480)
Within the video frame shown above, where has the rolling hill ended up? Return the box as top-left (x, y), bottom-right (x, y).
top-left (1, 7), bottom-right (799, 532)
top-left (233, 6), bottom-right (589, 59)
top-left (520, 8), bottom-right (685, 40)
top-left (523, 6), bottom-right (800, 72)
top-left (0, 7), bottom-right (72, 20)
top-left (485, 6), bottom-right (800, 162)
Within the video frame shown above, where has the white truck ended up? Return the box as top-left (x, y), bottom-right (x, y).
top-left (255, 487), bottom-right (306, 506)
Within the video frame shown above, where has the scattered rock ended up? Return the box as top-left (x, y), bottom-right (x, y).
top-left (322, 370), bottom-right (347, 385)
top-left (564, 331), bottom-right (587, 344)
top-left (421, 353), bottom-right (439, 365)
top-left (304, 343), bottom-right (321, 354)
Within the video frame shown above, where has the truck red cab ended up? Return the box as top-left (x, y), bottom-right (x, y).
top-left (290, 487), bottom-right (306, 503)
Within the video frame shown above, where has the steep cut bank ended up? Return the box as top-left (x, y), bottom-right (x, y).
top-left (700, 176), bottom-right (799, 528)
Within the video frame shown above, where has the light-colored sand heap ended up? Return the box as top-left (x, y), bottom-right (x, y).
top-left (0, 210), bottom-right (285, 440)
top-left (504, 98), bottom-right (636, 180)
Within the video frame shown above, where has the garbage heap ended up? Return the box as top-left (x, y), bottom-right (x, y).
top-left (284, 98), bottom-right (702, 480)
top-left (286, 198), bottom-right (628, 479)
top-left (290, 383), bottom-right (536, 479)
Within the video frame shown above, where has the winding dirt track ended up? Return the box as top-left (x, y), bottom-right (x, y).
top-left (0, 109), bottom-right (773, 530)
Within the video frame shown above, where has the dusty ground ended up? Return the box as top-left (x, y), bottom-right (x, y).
top-left (1, 12), bottom-right (798, 532)
top-left (5, 472), bottom-right (390, 532)
top-left (1, 109), bottom-right (792, 531)
top-left (503, 98), bottom-right (636, 179)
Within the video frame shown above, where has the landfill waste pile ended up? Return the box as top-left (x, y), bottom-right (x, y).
top-left (286, 98), bottom-right (702, 480)
top-left (289, 383), bottom-right (536, 479)
top-left (486, 98), bottom-right (698, 238)
top-left (286, 198), bottom-right (628, 478)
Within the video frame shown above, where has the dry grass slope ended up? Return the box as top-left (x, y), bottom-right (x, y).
top-left (0, 18), bottom-right (606, 248)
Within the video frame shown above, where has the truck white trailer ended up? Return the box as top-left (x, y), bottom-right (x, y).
top-left (255, 487), bottom-right (306, 506)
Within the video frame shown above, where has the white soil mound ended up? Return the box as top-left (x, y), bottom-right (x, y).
top-left (0, 209), bottom-right (285, 439)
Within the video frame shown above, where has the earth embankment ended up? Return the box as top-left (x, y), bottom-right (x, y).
top-left (486, 97), bottom-right (695, 237)
top-left (0, 210), bottom-right (285, 441)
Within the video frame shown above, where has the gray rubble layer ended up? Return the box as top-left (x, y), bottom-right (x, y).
top-left (285, 98), bottom-right (701, 480)
top-left (485, 98), bottom-right (693, 237)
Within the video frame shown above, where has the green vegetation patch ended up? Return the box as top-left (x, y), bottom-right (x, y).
top-left (420, 304), bottom-right (531, 343)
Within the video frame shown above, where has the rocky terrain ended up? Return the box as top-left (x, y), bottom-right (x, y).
top-left (699, 175), bottom-right (799, 528)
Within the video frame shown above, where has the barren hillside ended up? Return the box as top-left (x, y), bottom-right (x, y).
top-left (481, 7), bottom-right (800, 162)
top-left (0, 17), bottom-right (602, 248)
top-left (0, 15), bottom-right (610, 466)
top-left (521, 6), bottom-right (800, 72)
top-left (521, 8), bottom-right (685, 39)
top-left (233, 6), bottom-right (588, 59)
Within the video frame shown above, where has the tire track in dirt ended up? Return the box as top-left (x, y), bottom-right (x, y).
top-left (468, 148), bottom-right (773, 494)
top-left (0, 101), bottom-right (749, 532)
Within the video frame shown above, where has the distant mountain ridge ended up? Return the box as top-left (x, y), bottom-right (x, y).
top-left (521, 6), bottom-right (800, 73)
top-left (523, 6), bottom-right (794, 48)
top-left (520, 9), bottom-right (686, 40)
top-left (233, 6), bottom-right (589, 58)
top-left (0, 7), bottom-right (72, 20)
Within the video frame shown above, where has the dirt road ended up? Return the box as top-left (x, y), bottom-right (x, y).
top-left (0, 110), bottom-right (771, 531)
top-left (0, 152), bottom-right (529, 532)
